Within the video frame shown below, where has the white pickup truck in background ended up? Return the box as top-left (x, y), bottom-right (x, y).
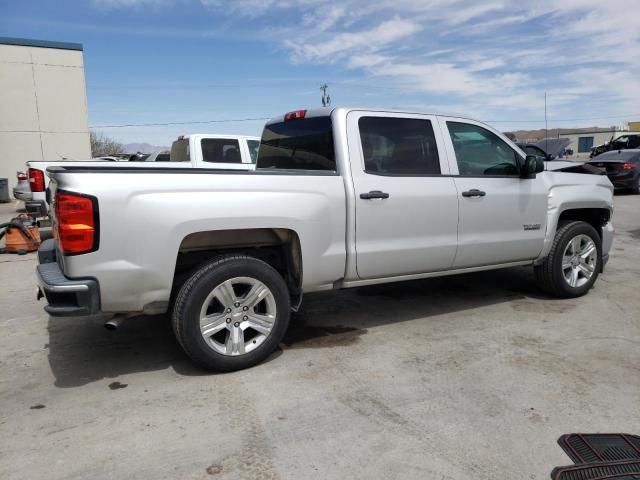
top-left (37, 107), bottom-right (614, 372)
top-left (22, 134), bottom-right (259, 217)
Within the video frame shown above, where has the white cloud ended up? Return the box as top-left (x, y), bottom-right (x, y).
top-left (91, 0), bottom-right (171, 7)
top-left (89, 0), bottom-right (640, 126)
top-left (285, 17), bottom-right (420, 62)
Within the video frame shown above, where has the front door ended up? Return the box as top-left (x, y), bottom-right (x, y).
top-left (439, 118), bottom-right (547, 269)
top-left (347, 111), bottom-right (459, 279)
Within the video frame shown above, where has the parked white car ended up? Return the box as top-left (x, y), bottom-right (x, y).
top-left (37, 108), bottom-right (614, 372)
top-left (23, 134), bottom-right (259, 217)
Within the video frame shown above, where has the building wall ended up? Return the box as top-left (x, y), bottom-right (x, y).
top-left (562, 131), bottom-right (616, 157)
top-left (0, 40), bottom-right (90, 189)
top-left (563, 130), bottom-right (640, 157)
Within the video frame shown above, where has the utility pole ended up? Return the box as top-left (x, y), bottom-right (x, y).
top-left (544, 91), bottom-right (548, 155)
top-left (320, 83), bottom-right (331, 107)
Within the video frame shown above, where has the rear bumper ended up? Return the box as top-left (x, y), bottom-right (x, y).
top-left (607, 172), bottom-right (637, 189)
top-left (25, 200), bottom-right (47, 217)
top-left (36, 239), bottom-right (100, 316)
top-left (13, 189), bottom-right (32, 201)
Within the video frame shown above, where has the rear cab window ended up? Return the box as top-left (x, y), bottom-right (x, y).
top-left (170, 138), bottom-right (190, 162)
top-left (257, 116), bottom-right (336, 171)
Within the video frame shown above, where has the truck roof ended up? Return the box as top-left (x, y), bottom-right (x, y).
top-left (175, 134), bottom-right (260, 140)
top-left (265, 107), bottom-right (485, 126)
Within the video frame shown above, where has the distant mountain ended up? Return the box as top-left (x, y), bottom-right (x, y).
top-left (122, 142), bottom-right (169, 154)
top-left (505, 127), bottom-right (616, 142)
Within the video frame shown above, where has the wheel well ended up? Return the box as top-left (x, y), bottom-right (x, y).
top-left (558, 208), bottom-right (610, 237)
top-left (172, 228), bottom-right (302, 305)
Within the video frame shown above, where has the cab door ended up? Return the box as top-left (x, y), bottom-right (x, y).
top-left (347, 111), bottom-right (459, 279)
top-left (439, 118), bottom-right (547, 268)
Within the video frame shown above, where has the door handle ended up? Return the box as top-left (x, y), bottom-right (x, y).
top-left (461, 189), bottom-right (486, 197)
top-left (360, 190), bottom-right (390, 200)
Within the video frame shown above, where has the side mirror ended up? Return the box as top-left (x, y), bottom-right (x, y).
top-left (522, 155), bottom-right (544, 178)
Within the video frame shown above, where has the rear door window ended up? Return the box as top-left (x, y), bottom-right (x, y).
top-left (258, 116), bottom-right (335, 171)
top-left (201, 139), bottom-right (242, 163)
top-left (358, 117), bottom-right (440, 175)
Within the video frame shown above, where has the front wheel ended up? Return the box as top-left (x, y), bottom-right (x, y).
top-left (172, 255), bottom-right (290, 372)
top-left (534, 221), bottom-right (601, 298)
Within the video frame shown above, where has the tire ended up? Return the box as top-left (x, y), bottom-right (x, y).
top-left (534, 221), bottom-right (602, 298)
top-left (172, 255), bottom-right (290, 372)
top-left (631, 175), bottom-right (640, 194)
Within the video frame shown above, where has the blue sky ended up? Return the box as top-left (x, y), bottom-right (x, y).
top-left (2, 0), bottom-right (639, 145)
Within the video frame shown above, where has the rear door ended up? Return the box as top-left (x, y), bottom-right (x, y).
top-left (347, 111), bottom-right (459, 279)
top-left (439, 118), bottom-right (547, 268)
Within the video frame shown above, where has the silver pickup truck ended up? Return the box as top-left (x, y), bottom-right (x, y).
top-left (37, 107), bottom-right (615, 371)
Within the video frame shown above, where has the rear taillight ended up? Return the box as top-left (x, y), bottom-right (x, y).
top-left (28, 168), bottom-right (45, 192)
top-left (621, 163), bottom-right (634, 169)
top-left (284, 110), bottom-right (307, 121)
top-left (55, 191), bottom-right (99, 255)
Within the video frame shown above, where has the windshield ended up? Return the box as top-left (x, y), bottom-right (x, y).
top-left (257, 116), bottom-right (335, 171)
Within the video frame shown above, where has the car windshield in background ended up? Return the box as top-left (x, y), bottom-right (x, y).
top-left (247, 139), bottom-right (260, 163)
top-left (257, 116), bottom-right (335, 171)
top-left (170, 139), bottom-right (189, 162)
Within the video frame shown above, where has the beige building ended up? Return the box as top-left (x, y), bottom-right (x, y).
top-left (0, 37), bottom-right (91, 189)
top-left (563, 123), bottom-right (640, 158)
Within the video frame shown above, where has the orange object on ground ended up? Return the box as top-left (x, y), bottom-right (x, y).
top-left (1, 214), bottom-right (41, 254)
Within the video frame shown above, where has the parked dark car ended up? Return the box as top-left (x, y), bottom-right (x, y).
top-left (587, 149), bottom-right (640, 193)
top-left (517, 142), bottom-right (553, 160)
top-left (516, 139), bottom-right (572, 161)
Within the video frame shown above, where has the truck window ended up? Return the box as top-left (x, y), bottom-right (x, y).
top-left (258, 116), bottom-right (335, 171)
top-left (170, 139), bottom-right (190, 162)
top-left (247, 140), bottom-right (259, 163)
top-left (201, 139), bottom-right (242, 163)
top-left (358, 117), bottom-right (440, 175)
top-left (447, 122), bottom-right (520, 176)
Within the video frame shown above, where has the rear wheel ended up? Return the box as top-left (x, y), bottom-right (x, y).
top-left (534, 221), bottom-right (601, 298)
top-left (631, 175), bottom-right (640, 194)
top-left (172, 255), bottom-right (290, 371)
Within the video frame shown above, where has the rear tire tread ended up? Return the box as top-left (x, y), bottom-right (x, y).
top-left (172, 254), bottom-right (290, 372)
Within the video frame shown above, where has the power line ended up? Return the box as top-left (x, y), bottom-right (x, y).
top-left (88, 112), bottom-right (640, 129)
top-left (91, 116), bottom-right (272, 129)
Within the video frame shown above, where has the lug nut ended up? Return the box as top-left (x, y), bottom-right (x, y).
top-left (226, 318), bottom-right (231, 323)
top-left (243, 316), bottom-right (248, 320)
top-left (234, 302), bottom-right (240, 307)
top-left (242, 306), bottom-right (248, 311)
top-left (234, 322), bottom-right (240, 327)
top-left (227, 308), bottom-right (232, 313)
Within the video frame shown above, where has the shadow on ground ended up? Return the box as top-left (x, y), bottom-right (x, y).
top-left (47, 266), bottom-right (554, 387)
